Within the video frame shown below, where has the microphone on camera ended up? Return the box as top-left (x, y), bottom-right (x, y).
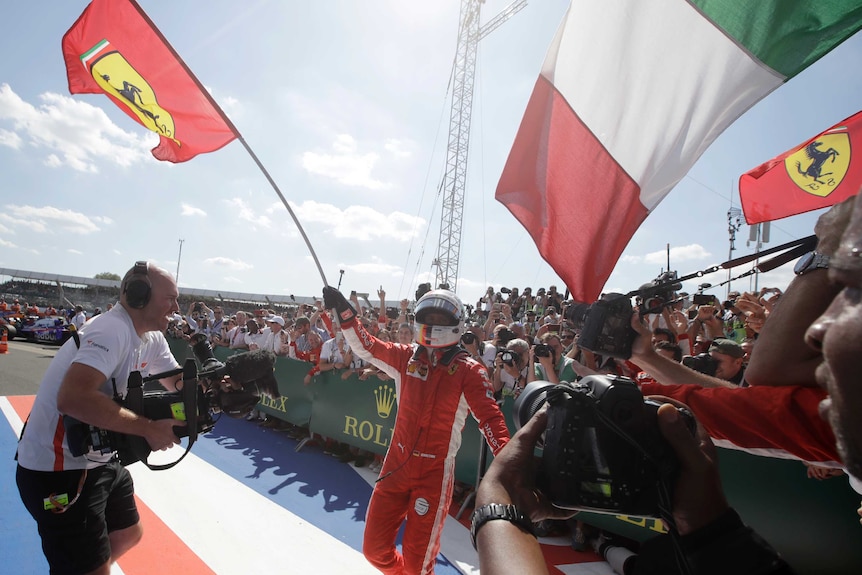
top-left (224, 349), bottom-right (280, 398)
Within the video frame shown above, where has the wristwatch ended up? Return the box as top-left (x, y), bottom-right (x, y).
top-left (794, 251), bottom-right (830, 276)
top-left (470, 503), bottom-right (534, 549)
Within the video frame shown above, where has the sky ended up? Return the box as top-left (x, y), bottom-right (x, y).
top-left (1, 1), bottom-right (860, 309)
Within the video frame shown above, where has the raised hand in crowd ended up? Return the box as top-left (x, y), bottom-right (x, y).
top-left (688, 303), bottom-right (723, 341)
top-left (733, 296), bottom-right (767, 334)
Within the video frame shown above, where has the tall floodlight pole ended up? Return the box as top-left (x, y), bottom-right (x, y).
top-left (726, 208), bottom-right (742, 297)
top-left (176, 239), bottom-right (184, 285)
top-left (434, 0), bottom-right (526, 292)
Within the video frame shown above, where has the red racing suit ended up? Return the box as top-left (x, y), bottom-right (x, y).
top-left (341, 316), bottom-right (509, 575)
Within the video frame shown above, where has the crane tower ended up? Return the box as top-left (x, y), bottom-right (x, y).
top-left (433, 0), bottom-right (526, 291)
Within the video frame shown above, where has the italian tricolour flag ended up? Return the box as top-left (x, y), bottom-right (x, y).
top-left (496, 0), bottom-right (862, 302)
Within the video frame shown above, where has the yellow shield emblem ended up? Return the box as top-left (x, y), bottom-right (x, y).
top-left (784, 133), bottom-right (851, 198)
top-left (88, 49), bottom-right (178, 145)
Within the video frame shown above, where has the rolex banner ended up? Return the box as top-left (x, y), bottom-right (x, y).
top-left (740, 111), bottom-right (862, 224)
top-left (496, 0), bottom-right (862, 302)
top-left (62, 0), bottom-right (238, 162)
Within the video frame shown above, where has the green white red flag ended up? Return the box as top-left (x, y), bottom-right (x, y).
top-left (62, 0), bottom-right (238, 163)
top-left (740, 111), bottom-right (862, 224)
top-left (496, 0), bottom-right (862, 302)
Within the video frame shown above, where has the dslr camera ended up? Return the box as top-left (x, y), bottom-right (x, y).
top-left (460, 332), bottom-right (477, 345)
top-left (533, 343), bottom-right (552, 362)
top-left (499, 350), bottom-right (517, 367)
top-left (682, 353), bottom-right (719, 377)
top-left (514, 374), bottom-right (695, 516)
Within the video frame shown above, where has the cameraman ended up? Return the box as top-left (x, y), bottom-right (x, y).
top-left (16, 262), bottom-right (187, 575)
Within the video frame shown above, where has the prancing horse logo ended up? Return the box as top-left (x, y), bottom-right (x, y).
top-left (81, 39), bottom-right (180, 147)
top-left (784, 133), bottom-right (851, 197)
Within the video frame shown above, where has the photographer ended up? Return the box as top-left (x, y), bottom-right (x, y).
top-left (16, 262), bottom-right (187, 575)
top-left (482, 300), bottom-right (514, 337)
top-left (185, 301), bottom-right (215, 338)
top-left (493, 338), bottom-right (530, 398)
top-left (460, 326), bottom-right (491, 368)
top-left (226, 310), bottom-right (250, 350)
top-left (474, 402), bottom-right (793, 575)
top-left (531, 333), bottom-right (577, 384)
top-left (630, 313), bottom-right (740, 389)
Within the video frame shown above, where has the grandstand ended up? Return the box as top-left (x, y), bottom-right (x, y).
top-left (0, 267), bottom-right (318, 316)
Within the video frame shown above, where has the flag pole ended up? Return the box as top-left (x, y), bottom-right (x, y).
top-left (128, 0), bottom-right (329, 287)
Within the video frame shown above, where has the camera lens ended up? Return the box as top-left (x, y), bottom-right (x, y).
top-left (512, 381), bottom-right (557, 445)
top-left (461, 332), bottom-right (476, 344)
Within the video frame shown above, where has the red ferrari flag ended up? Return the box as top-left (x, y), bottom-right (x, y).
top-left (62, 0), bottom-right (238, 163)
top-left (740, 111), bottom-right (862, 224)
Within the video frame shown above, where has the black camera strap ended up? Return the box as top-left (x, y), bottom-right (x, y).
top-left (126, 359), bottom-right (200, 471)
top-left (590, 405), bottom-right (693, 575)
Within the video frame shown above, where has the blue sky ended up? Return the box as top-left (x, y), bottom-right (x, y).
top-left (1, 1), bottom-right (860, 308)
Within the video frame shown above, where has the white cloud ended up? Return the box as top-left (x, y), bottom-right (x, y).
top-left (0, 83), bottom-right (154, 172)
top-left (221, 276), bottom-right (243, 284)
top-left (181, 203), bottom-right (207, 217)
top-left (223, 197), bottom-right (271, 228)
top-left (301, 134), bottom-right (393, 190)
top-left (291, 200), bottom-right (425, 241)
top-left (619, 254), bottom-right (641, 264)
top-left (0, 238), bottom-right (18, 248)
top-left (343, 256), bottom-right (405, 276)
top-left (203, 257), bottom-right (253, 270)
top-left (384, 138), bottom-right (413, 158)
top-left (1, 205), bottom-right (106, 234)
top-left (0, 128), bottom-right (22, 149)
top-left (67, 249), bottom-right (83, 255)
top-left (643, 244), bottom-right (711, 265)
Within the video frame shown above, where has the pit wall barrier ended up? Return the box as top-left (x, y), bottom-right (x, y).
top-left (168, 338), bottom-right (862, 574)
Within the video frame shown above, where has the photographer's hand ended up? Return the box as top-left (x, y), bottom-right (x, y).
top-left (144, 418), bottom-right (184, 452)
top-left (651, 400), bottom-right (728, 535)
top-left (477, 406), bottom-right (576, 520)
top-left (475, 406), bottom-right (576, 574)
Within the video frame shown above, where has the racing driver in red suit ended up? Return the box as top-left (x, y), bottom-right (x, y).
top-left (323, 286), bottom-right (510, 574)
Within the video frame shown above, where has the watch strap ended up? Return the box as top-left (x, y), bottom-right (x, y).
top-left (795, 251), bottom-right (830, 276)
top-left (470, 503), bottom-right (535, 549)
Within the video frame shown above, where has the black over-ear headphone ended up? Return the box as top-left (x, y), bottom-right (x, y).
top-left (123, 261), bottom-right (152, 309)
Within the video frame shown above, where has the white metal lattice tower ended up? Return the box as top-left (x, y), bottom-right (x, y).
top-left (433, 0), bottom-right (526, 291)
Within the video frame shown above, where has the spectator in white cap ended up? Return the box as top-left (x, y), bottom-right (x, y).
top-left (258, 314), bottom-right (290, 355)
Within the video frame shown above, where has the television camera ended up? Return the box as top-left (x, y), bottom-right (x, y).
top-left (564, 270), bottom-right (683, 359)
top-left (64, 335), bottom-right (280, 470)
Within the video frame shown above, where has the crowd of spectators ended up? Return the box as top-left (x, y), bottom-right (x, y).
top-left (5, 224), bottom-right (856, 571)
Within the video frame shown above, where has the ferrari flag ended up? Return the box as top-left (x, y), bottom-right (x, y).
top-left (62, 0), bottom-right (238, 163)
top-left (496, 0), bottom-right (862, 302)
top-left (740, 111), bottom-right (862, 224)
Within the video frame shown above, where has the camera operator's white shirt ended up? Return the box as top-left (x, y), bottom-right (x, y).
top-left (17, 305), bottom-right (179, 472)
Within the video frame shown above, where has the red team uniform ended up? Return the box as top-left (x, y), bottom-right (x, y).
top-left (331, 287), bottom-right (510, 574)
